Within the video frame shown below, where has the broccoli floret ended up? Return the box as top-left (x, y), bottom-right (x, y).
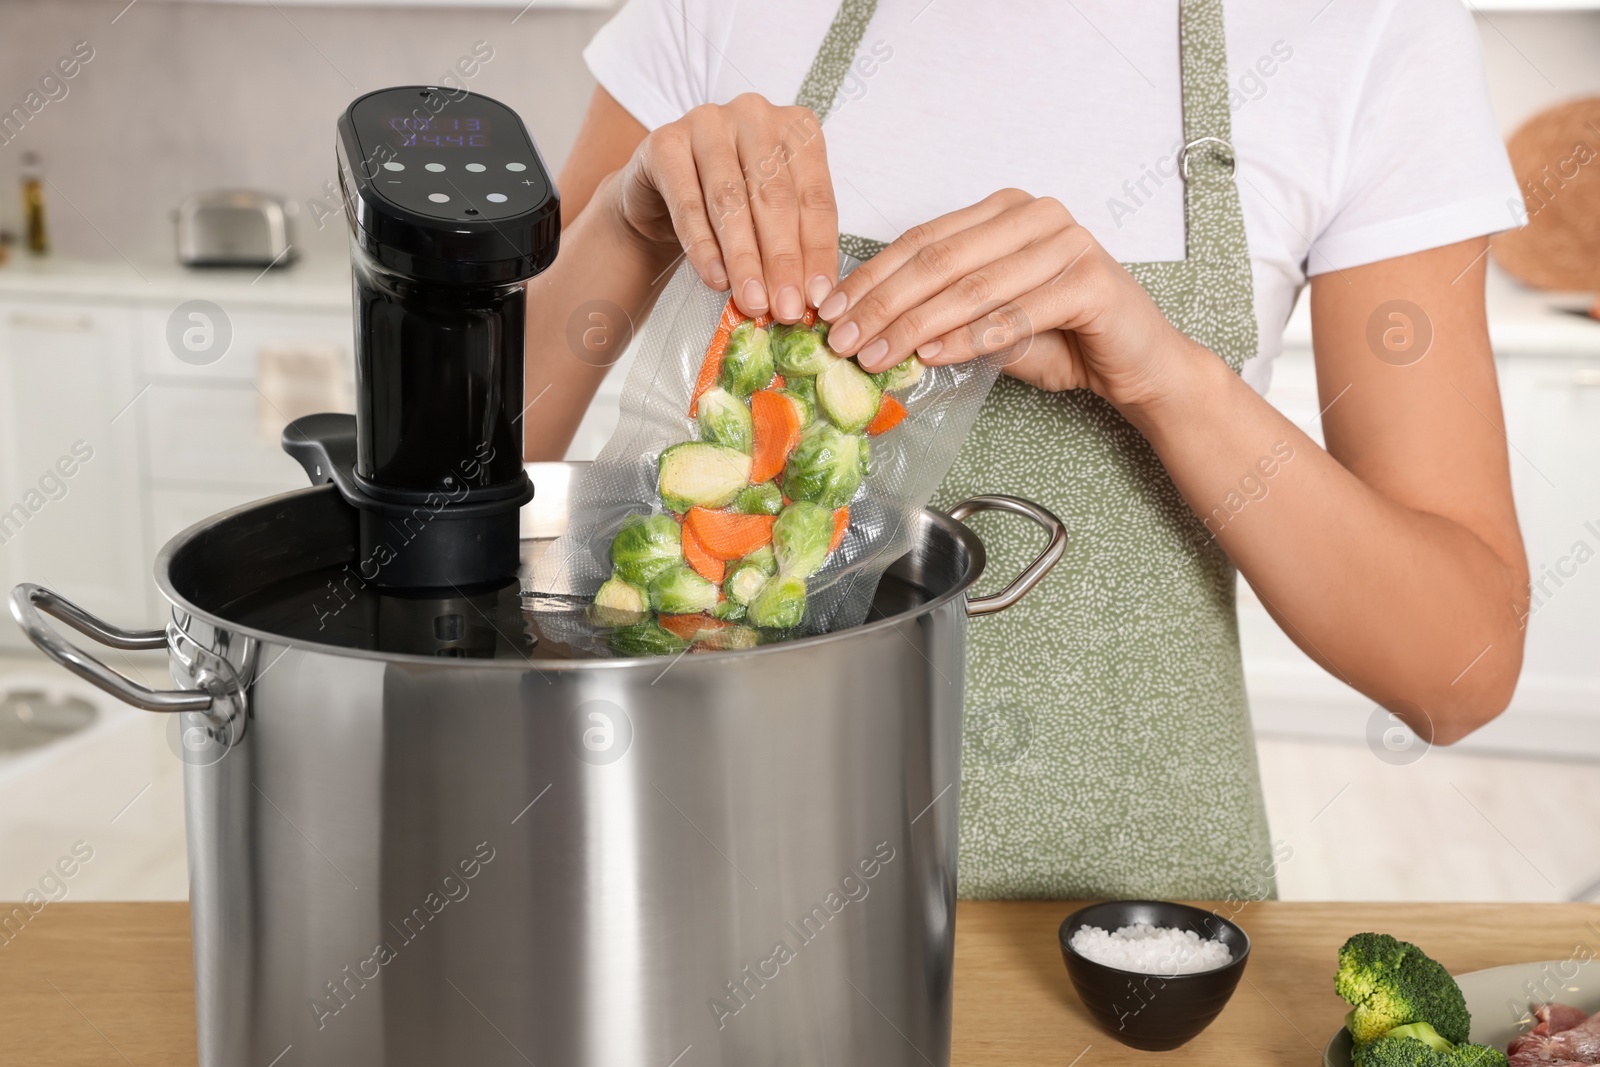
top-left (1386, 1023), bottom-right (1453, 1052)
top-left (1353, 1036), bottom-right (1449, 1067)
top-left (1352, 1035), bottom-right (1508, 1067)
top-left (1336, 933), bottom-right (1471, 1046)
top-left (1338, 932), bottom-right (1412, 1004)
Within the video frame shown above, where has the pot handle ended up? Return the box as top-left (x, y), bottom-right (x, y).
top-left (947, 496), bottom-right (1068, 617)
top-left (7, 584), bottom-right (213, 713)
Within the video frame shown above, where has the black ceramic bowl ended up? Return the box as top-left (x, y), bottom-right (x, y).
top-left (1058, 900), bottom-right (1251, 1052)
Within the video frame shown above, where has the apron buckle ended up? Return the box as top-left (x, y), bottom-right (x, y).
top-left (1179, 136), bottom-right (1238, 181)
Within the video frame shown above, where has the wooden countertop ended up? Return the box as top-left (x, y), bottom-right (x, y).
top-left (2, 901), bottom-right (1597, 1064)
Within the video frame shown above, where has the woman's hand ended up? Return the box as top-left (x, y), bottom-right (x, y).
top-left (611, 93), bottom-right (839, 323)
top-left (815, 188), bottom-right (1206, 411)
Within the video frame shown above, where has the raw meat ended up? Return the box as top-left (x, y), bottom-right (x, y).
top-left (1538, 1004), bottom-right (1592, 1037)
top-left (1508, 1002), bottom-right (1600, 1065)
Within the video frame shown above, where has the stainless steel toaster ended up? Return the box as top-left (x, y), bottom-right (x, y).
top-left (175, 189), bottom-right (297, 268)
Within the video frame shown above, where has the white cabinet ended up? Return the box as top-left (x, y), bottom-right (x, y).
top-left (1242, 344), bottom-right (1600, 757)
top-left (0, 264), bottom-right (353, 646)
top-left (136, 302), bottom-right (354, 585)
top-left (144, 383), bottom-right (309, 488)
top-left (138, 305), bottom-right (353, 488)
top-left (0, 301), bottom-right (152, 632)
top-left (1498, 355), bottom-right (1600, 727)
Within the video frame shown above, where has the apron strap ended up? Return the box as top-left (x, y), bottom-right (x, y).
top-left (794, 0), bottom-right (882, 122)
top-left (791, 0), bottom-right (886, 261)
top-left (1171, 0), bottom-right (1244, 258)
top-left (802, 0), bottom-right (1252, 308)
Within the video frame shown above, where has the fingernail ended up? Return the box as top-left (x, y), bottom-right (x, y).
top-left (776, 285), bottom-right (803, 321)
top-left (817, 289), bottom-right (848, 321)
top-left (859, 338), bottom-right (889, 367)
top-left (828, 320), bottom-right (860, 352)
top-left (808, 274), bottom-right (833, 309)
top-left (741, 278), bottom-right (768, 312)
top-left (917, 340), bottom-right (943, 360)
top-left (707, 259), bottom-right (728, 289)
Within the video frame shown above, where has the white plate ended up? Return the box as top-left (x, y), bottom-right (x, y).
top-left (1322, 958), bottom-right (1600, 1066)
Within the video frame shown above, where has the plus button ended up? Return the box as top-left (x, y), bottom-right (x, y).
top-left (521, 179), bottom-right (536, 186)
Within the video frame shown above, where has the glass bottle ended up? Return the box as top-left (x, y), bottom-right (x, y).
top-left (21, 152), bottom-right (48, 257)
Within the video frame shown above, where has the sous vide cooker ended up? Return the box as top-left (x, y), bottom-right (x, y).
top-left (9, 87), bottom-right (1066, 1066)
top-left (286, 84), bottom-right (558, 593)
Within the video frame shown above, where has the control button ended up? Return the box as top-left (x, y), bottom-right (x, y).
top-left (465, 163), bottom-right (486, 173)
top-left (485, 193), bottom-right (508, 203)
top-left (505, 162), bottom-right (527, 172)
top-left (383, 162), bottom-right (405, 171)
top-left (428, 192), bottom-right (450, 203)
top-left (425, 163), bottom-right (446, 173)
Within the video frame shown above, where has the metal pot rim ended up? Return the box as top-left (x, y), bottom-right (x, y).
top-left (150, 484), bottom-right (990, 670)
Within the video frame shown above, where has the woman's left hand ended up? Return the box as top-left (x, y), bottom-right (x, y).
top-left (816, 188), bottom-right (1206, 412)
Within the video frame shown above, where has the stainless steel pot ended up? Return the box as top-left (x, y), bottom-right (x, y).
top-left (10, 463), bottom-right (1064, 1067)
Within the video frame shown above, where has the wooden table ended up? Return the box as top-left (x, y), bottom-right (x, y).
top-left (2, 901), bottom-right (1596, 1064)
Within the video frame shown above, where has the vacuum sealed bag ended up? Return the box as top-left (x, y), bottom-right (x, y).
top-left (525, 255), bottom-right (1001, 656)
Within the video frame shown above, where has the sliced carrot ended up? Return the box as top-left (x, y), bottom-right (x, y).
top-left (685, 507), bottom-right (777, 561)
top-left (689, 298), bottom-right (786, 416)
top-left (689, 300), bottom-right (749, 417)
top-left (771, 374), bottom-right (786, 390)
top-left (749, 388), bottom-right (802, 483)
top-left (689, 297), bottom-right (813, 417)
top-left (659, 614), bottom-right (730, 640)
top-left (830, 507), bottom-right (849, 552)
top-left (658, 614), bottom-right (700, 639)
top-left (681, 521), bottom-right (725, 583)
top-left (866, 394), bottom-right (908, 436)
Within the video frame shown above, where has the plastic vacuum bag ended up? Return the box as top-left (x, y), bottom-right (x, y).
top-left (525, 253), bottom-right (1001, 655)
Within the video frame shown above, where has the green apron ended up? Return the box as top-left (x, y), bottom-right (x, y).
top-left (797, 0), bottom-right (1275, 900)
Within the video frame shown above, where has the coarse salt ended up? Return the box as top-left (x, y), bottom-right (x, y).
top-left (1069, 921), bottom-right (1232, 975)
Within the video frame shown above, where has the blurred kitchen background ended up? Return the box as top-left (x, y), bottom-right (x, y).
top-left (0, 0), bottom-right (1596, 906)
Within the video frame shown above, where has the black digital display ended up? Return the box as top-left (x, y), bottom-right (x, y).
top-left (388, 115), bottom-right (491, 149)
top-left (339, 85), bottom-right (560, 282)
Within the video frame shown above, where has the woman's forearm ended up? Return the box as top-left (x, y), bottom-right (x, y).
top-left (1120, 337), bottom-right (1524, 743)
top-left (523, 172), bottom-right (677, 460)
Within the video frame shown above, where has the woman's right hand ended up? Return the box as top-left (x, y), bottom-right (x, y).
top-left (609, 93), bottom-right (838, 323)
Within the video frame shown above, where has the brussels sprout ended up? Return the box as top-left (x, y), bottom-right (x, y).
top-left (777, 386), bottom-right (815, 427)
top-left (696, 386), bottom-right (753, 453)
top-left (772, 501), bottom-right (834, 579)
top-left (767, 321), bottom-right (799, 349)
top-left (725, 566), bottom-right (770, 606)
top-left (592, 576), bottom-right (648, 625)
top-left (733, 482), bottom-right (784, 516)
top-left (695, 624), bottom-right (761, 651)
top-left (724, 545), bottom-right (776, 605)
top-left (610, 513), bottom-right (683, 585)
top-left (658, 442), bottom-right (753, 512)
top-left (710, 599), bottom-right (747, 622)
top-left (747, 574), bottom-right (807, 629)
top-left (718, 320), bottom-right (775, 398)
top-left (870, 355), bottom-right (925, 392)
top-left (648, 564), bottom-right (720, 615)
top-left (859, 435), bottom-right (872, 476)
top-left (783, 376), bottom-right (818, 422)
top-left (817, 357), bottom-right (883, 434)
top-left (781, 424), bottom-right (865, 509)
top-left (771, 322), bottom-right (839, 378)
top-left (609, 621), bottom-right (689, 657)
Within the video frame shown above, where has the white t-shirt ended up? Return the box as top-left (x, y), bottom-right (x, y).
top-left (584, 0), bottom-right (1519, 394)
